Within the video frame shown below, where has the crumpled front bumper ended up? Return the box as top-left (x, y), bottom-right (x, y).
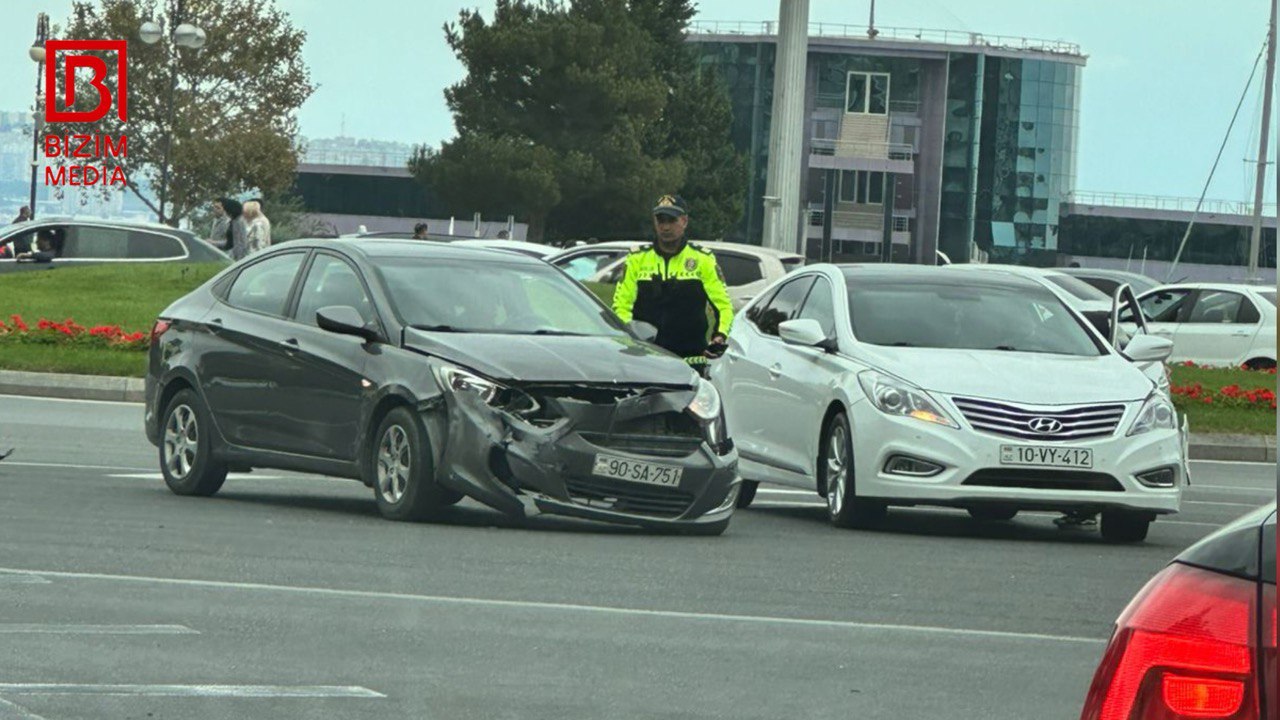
top-left (434, 384), bottom-right (739, 529)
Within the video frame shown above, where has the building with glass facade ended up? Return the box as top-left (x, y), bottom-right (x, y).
top-left (689, 23), bottom-right (1085, 264)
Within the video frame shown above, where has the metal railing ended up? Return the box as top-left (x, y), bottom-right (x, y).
top-left (810, 138), bottom-right (914, 160)
top-left (690, 21), bottom-right (1082, 56)
top-left (1066, 191), bottom-right (1277, 218)
top-left (300, 148), bottom-right (414, 168)
top-left (807, 208), bottom-right (913, 232)
top-left (813, 96), bottom-right (919, 116)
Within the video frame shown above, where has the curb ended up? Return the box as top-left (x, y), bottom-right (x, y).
top-left (0, 371), bottom-right (1275, 462)
top-left (0, 369), bottom-right (144, 403)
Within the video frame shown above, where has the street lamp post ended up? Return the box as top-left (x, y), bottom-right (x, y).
top-left (139, 1), bottom-right (206, 226)
top-left (28, 13), bottom-right (49, 221)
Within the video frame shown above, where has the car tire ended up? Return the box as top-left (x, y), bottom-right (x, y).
top-left (371, 407), bottom-right (451, 522)
top-left (736, 480), bottom-right (758, 508)
top-left (819, 413), bottom-right (885, 529)
top-left (968, 507), bottom-right (1018, 522)
top-left (159, 389), bottom-right (228, 497)
top-left (1245, 357), bottom-right (1276, 371)
top-left (1100, 511), bottom-right (1151, 543)
top-left (681, 517), bottom-right (731, 536)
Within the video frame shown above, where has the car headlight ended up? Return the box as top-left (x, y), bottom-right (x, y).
top-left (1127, 392), bottom-right (1177, 436)
top-left (687, 377), bottom-right (722, 422)
top-left (434, 365), bottom-right (504, 404)
top-left (857, 370), bottom-right (958, 428)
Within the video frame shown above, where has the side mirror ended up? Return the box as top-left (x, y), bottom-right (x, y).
top-left (779, 319), bottom-right (832, 349)
top-left (629, 320), bottom-right (659, 342)
top-left (1122, 334), bottom-right (1173, 363)
top-left (317, 305), bottom-right (378, 342)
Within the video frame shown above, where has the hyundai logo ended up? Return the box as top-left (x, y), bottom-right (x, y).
top-left (1027, 417), bottom-right (1064, 434)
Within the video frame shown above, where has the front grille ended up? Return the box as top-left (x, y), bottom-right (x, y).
top-left (962, 469), bottom-right (1124, 492)
top-left (565, 477), bottom-right (694, 518)
top-left (951, 397), bottom-right (1126, 441)
top-left (577, 411), bottom-right (704, 458)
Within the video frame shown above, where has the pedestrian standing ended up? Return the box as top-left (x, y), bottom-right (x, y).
top-left (11, 206), bottom-right (31, 223)
top-left (208, 199), bottom-right (230, 251)
top-left (223, 198), bottom-right (248, 260)
top-left (243, 200), bottom-right (272, 255)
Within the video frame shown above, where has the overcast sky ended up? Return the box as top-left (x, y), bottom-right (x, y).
top-left (2, 0), bottom-right (1275, 203)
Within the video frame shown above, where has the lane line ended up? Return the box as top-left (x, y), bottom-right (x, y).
top-left (0, 624), bottom-right (197, 635)
top-left (0, 685), bottom-right (384, 698)
top-left (0, 698), bottom-right (45, 720)
top-left (747, 504), bottom-right (1226, 529)
top-left (0, 461), bottom-right (150, 472)
top-left (0, 566), bottom-right (1106, 646)
top-left (108, 473), bottom-right (288, 481)
top-left (0, 573), bottom-right (49, 585)
top-left (1184, 500), bottom-right (1271, 508)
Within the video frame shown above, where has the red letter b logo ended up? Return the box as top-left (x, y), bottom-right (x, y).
top-left (45, 40), bottom-right (128, 123)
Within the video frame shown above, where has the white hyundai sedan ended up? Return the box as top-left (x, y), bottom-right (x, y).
top-left (710, 264), bottom-right (1187, 543)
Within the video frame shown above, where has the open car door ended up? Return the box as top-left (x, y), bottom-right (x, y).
top-left (1114, 283), bottom-right (1190, 481)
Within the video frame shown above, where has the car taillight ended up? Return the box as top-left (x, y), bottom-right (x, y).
top-left (1081, 563), bottom-right (1260, 720)
top-left (150, 319), bottom-right (172, 345)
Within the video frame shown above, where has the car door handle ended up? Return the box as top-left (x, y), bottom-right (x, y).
top-left (768, 363), bottom-right (782, 379)
top-left (1231, 330), bottom-right (1252, 336)
top-left (281, 338), bottom-right (300, 353)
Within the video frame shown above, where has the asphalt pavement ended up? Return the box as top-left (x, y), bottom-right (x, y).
top-left (0, 394), bottom-right (1274, 719)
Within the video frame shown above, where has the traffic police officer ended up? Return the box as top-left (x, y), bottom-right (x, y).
top-left (613, 194), bottom-right (734, 360)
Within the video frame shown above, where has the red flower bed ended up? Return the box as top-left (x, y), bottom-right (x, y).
top-left (1171, 382), bottom-right (1277, 410)
top-left (0, 314), bottom-right (148, 351)
top-left (1177, 360), bottom-right (1277, 374)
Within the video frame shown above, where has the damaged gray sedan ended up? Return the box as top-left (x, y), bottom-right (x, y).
top-left (144, 240), bottom-right (740, 534)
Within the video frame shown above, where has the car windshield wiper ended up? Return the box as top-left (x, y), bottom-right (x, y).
top-left (526, 329), bottom-right (590, 336)
top-left (992, 345), bottom-right (1018, 351)
top-left (409, 324), bottom-right (468, 333)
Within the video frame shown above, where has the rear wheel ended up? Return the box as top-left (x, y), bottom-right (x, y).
top-left (819, 413), bottom-right (885, 529)
top-left (371, 407), bottom-right (452, 521)
top-left (735, 480), bottom-right (758, 508)
top-left (1100, 511), bottom-right (1151, 543)
top-left (968, 507), bottom-right (1018, 522)
top-left (160, 389), bottom-right (227, 497)
top-left (1245, 357), bottom-right (1276, 371)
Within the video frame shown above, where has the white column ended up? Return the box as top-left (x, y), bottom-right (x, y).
top-left (762, 0), bottom-right (810, 252)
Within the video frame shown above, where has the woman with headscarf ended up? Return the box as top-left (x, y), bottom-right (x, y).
top-left (208, 199), bottom-right (230, 251)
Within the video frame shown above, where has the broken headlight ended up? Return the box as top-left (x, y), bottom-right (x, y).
top-left (687, 378), bottom-right (722, 422)
top-left (434, 365), bottom-right (503, 404)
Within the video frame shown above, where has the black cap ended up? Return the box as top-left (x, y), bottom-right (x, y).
top-left (652, 193), bottom-right (688, 217)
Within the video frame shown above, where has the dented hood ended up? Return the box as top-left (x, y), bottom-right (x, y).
top-left (402, 329), bottom-right (696, 386)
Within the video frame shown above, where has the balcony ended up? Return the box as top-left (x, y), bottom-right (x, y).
top-left (689, 20), bottom-right (1083, 56)
top-left (807, 207), bottom-right (912, 245)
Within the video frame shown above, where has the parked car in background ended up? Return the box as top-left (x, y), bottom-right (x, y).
top-left (0, 217), bottom-right (229, 273)
top-left (1080, 503), bottom-right (1275, 719)
top-left (711, 264), bottom-right (1186, 542)
top-left (1123, 282), bottom-right (1277, 369)
top-left (1060, 267), bottom-right (1161, 297)
top-left (145, 240), bottom-right (739, 534)
top-left (451, 239), bottom-right (557, 259)
top-left (549, 240), bottom-right (806, 309)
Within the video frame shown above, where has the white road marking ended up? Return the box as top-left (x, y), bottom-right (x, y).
top-left (747, 505), bottom-right (1227, 529)
top-left (1184, 499), bottom-right (1270, 508)
top-left (108, 473), bottom-right (289, 481)
top-left (0, 572), bottom-right (49, 585)
top-left (0, 685), bottom-right (384, 698)
top-left (0, 566), bottom-right (1106, 646)
top-left (0, 697), bottom-right (45, 720)
top-left (0, 624), bottom-right (197, 635)
top-left (1, 461), bottom-right (149, 472)
top-left (755, 488), bottom-right (814, 496)
top-left (0, 394), bottom-right (141, 407)
top-left (750, 500), bottom-right (823, 508)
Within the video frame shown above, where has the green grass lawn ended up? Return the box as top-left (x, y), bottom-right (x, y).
top-left (0, 263), bottom-right (224, 376)
top-left (1168, 365), bottom-right (1276, 435)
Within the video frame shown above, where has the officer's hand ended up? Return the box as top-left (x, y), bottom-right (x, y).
top-left (704, 334), bottom-right (728, 359)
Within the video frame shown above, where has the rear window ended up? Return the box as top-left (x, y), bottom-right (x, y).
top-left (713, 252), bottom-right (764, 286)
top-left (781, 256), bottom-right (806, 274)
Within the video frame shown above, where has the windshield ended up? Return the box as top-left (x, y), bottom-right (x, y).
top-left (377, 259), bottom-right (627, 336)
top-left (847, 280), bottom-right (1105, 356)
top-left (1045, 273), bottom-right (1111, 302)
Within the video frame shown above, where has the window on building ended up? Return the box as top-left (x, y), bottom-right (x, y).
top-left (866, 172), bottom-right (885, 204)
top-left (845, 72), bottom-right (890, 115)
top-left (839, 171), bottom-right (857, 202)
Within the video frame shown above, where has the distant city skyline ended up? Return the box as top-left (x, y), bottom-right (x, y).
top-left (0, 0), bottom-right (1274, 206)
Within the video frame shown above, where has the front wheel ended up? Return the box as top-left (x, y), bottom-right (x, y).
top-left (370, 407), bottom-right (452, 521)
top-left (160, 389), bottom-right (227, 497)
top-left (819, 413), bottom-right (885, 528)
